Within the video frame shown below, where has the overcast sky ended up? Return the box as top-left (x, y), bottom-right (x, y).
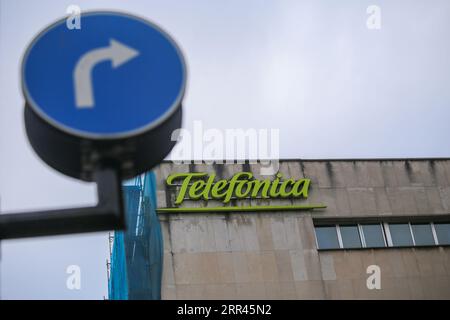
top-left (1, 0), bottom-right (450, 299)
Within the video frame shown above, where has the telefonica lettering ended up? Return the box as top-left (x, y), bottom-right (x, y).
top-left (157, 172), bottom-right (327, 213)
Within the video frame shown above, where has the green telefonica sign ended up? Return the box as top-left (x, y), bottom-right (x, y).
top-left (157, 172), bottom-right (327, 213)
top-left (167, 172), bottom-right (310, 204)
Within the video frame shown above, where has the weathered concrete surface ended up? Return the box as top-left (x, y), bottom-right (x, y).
top-left (155, 159), bottom-right (450, 299)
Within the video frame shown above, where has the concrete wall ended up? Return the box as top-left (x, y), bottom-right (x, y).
top-left (154, 159), bottom-right (450, 299)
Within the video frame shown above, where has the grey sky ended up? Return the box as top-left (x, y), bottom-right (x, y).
top-left (1, 0), bottom-right (450, 299)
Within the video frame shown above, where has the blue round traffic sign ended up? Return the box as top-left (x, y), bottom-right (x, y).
top-left (22, 11), bottom-right (186, 139)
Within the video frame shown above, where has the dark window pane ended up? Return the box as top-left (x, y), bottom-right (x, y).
top-left (362, 224), bottom-right (386, 248)
top-left (315, 226), bottom-right (340, 249)
top-left (389, 223), bottom-right (414, 247)
top-left (435, 223), bottom-right (450, 245)
top-left (340, 225), bottom-right (362, 248)
top-left (411, 224), bottom-right (435, 246)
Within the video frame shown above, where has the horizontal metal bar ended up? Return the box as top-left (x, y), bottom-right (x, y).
top-left (0, 207), bottom-right (123, 239)
top-left (157, 204), bottom-right (327, 213)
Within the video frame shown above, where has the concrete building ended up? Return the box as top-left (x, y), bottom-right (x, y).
top-left (153, 159), bottom-right (450, 299)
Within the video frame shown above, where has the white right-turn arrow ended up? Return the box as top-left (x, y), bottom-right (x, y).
top-left (73, 39), bottom-right (140, 108)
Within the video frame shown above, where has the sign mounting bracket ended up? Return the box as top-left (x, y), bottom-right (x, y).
top-left (0, 167), bottom-right (125, 240)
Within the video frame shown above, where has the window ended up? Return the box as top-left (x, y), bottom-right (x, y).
top-left (435, 223), bottom-right (450, 245)
top-left (315, 226), bottom-right (340, 249)
top-left (388, 223), bottom-right (414, 247)
top-left (411, 223), bottom-right (435, 246)
top-left (361, 224), bottom-right (386, 248)
top-left (314, 220), bottom-right (450, 250)
top-left (340, 225), bottom-right (362, 248)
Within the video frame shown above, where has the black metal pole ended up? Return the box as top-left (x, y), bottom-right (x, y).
top-left (0, 168), bottom-right (125, 240)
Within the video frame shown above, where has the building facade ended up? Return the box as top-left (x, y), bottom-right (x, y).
top-left (153, 159), bottom-right (450, 299)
